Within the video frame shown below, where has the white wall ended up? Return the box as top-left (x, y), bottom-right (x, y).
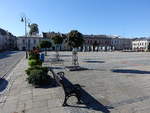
top-left (132, 40), bottom-right (149, 51)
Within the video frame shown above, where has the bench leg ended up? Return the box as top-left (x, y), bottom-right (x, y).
top-left (62, 96), bottom-right (68, 106)
top-left (76, 94), bottom-right (82, 104)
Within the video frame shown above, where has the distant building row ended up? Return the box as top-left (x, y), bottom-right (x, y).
top-left (0, 28), bottom-right (17, 51)
top-left (83, 35), bottom-right (132, 51)
top-left (1, 28), bottom-right (150, 52)
top-left (16, 33), bottom-right (133, 51)
top-left (17, 33), bottom-right (150, 52)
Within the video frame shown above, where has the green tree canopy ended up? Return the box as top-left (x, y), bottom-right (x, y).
top-left (52, 34), bottom-right (64, 45)
top-left (29, 23), bottom-right (39, 36)
top-left (39, 40), bottom-right (52, 55)
top-left (39, 40), bottom-right (52, 49)
top-left (67, 30), bottom-right (84, 48)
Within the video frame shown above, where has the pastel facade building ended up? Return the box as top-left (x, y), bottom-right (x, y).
top-left (83, 35), bottom-right (112, 51)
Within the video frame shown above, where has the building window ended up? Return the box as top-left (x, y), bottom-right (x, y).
top-left (22, 39), bottom-right (25, 44)
top-left (90, 40), bottom-right (92, 44)
top-left (28, 39), bottom-right (30, 44)
top-left (34, 40), bottom-right (36, 44)
top-left (99, 40), bottom-right (101, 44)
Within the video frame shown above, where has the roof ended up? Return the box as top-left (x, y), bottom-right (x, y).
top-left (83, 35), bottom-right (112, 39)
top-left (17, 35), bottom-right (43, 38)
top-left (132, 38), bottom-right (150, 41)
top-left (0, 28), bottom-right (7, 35)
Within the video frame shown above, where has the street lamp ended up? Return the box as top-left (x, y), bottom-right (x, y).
top-left (20, 15), bottom-right (31, 58)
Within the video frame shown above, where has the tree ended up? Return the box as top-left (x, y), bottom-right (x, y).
top-left (39, 40), bottom-right (52, 55)
top-left (52, 33), bottom-right (64, 51)
top-left (52, 33), bottom-right (65, 61)
top-left (29, 23), bottom-right (39, 36)
top-left (67, 30), bottom-right (84, 49)
top-left (67, 30), bottom-right (84, 66)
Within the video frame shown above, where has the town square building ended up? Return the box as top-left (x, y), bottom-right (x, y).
top-left (0, 28), bottom-right (17, 51)
top-left (132, 38), bottom-right (150, 52)
top-left (83, 35), bottom-right (112, 51)
top-left (17, 35), bottom-right (47, 51)
top-left (111, 37), bottom-right (132, 50)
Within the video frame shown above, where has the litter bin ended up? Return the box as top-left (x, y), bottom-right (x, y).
top-left (40, 53), bottom-right (45, 62)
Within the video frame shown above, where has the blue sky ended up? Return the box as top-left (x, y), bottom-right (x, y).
top-left (0, 0), bottom-right (150, 37)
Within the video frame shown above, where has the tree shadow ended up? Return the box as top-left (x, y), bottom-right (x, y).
top-left (49, 66), bottom-right (64, 69)
top-left (0, 51), bottom-right (18, 59)
top-left (59, 55), bottom-right (72, 57)
top-left (84, 60), bottom-right (105, 63)
top-left (112, 69), bottom-right (150, 74)
top-left (45, 58), bottom-right (64, 62)
top-left (60, 76), bottom-right (112, 113)
top-left (65, 66), bottom-right (89, 71)
top-left (0, 78), bottom-right (8, 92)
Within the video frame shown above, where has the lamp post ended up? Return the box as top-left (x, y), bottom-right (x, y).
top-left (21, 16), bottom-right (30, 58)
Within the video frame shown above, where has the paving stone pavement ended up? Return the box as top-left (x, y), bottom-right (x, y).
top-left (2, 52), bottom-right (150, 113)
top-left (48, 52), bottom-right (150, 113)
top-left (0, 56), bottom-right (69, 113)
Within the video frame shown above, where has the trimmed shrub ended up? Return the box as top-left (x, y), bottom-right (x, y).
top-left (25, 66), bottom-right (48, 76)
top-left (28, 50), bottom-right (40, 60)
top-left (28, 59), bottom-right (37, 67)
top-left (28, 59), bottom-right (42, 67)
top-left (26, 49), bottom-right (50, 86)
top-left (26, 67), bottom-right (50, 86)
top-left (28, 54), bottom-right (38, 60)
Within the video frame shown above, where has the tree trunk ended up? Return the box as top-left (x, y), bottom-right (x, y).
top-left (55, 45), bottom-right (59, 61)
top-left (72, 48), bottom-right (79, 66)
top-left (45, 48), bottom-right (47, 56)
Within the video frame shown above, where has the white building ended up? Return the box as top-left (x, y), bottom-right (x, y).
top-left (17, 36), bottom-right (41, 50)
top-left (17, 35), bottom-right (53, 51)
top-left (132, 38), bottom-right (150, 52)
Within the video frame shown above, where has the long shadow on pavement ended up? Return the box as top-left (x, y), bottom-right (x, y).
top-left (0, 78), bottom-right (8, 92)
top-left (35, 77), bottom-right (59, 88)
top-left (84, 60), bottom-right (105, 63)
top-left (112, 69), bottom-right (150, 74)
top-left (61, 76), bottom-right (112, 113)
top-left (59, 55), bottom-right (72, 57)
top-left (0, 51), bottom-right (18, 59)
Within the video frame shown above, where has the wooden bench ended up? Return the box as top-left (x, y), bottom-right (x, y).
top-left (50, 69), bottom-right (81, 106)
